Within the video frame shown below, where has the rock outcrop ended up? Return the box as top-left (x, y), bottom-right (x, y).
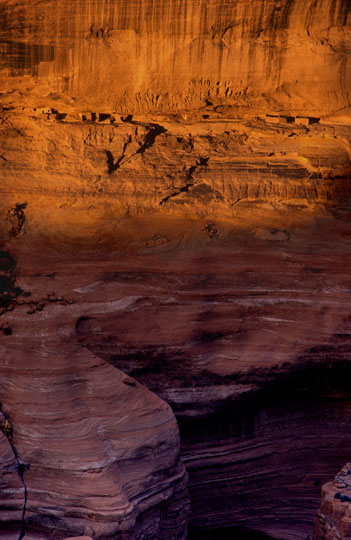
top-left (2, 221), bottom-right (351, 538)
top-left (315, 464), bottom-right (351, 540)
top-left (0, 426), bottom-right (25, 538)
top-left (0, 247), bottom-right (189, 539)
top-left (0, 0), bottom-right (350, 240)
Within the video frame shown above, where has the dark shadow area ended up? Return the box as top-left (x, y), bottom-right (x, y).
top-left (73, 263), bottom-right (351, 539)
top-left (0, 40), bottom-right (55, 76)
top-left (179, 361), bottom-right (351, 539)
top-left (188, 525), bottom-right (283, 539)
top-left (0, 249), bottom-right (22, 308)
top-left (178, 359), bottom-right (351, 438)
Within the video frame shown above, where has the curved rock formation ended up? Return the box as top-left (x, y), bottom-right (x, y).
top-left (69, 222), bottom-right (351, 539)
top-left (0, 247), bottom-right (189, 539)
top-left (0, 427), bottom-right (25, 539)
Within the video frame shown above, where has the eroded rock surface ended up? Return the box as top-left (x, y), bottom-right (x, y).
top-left (0, 249), bottom-right (189, 539)
top-left (0, 428), bottom-right (24, 539)
top-left (1, 0), bottom-right (351, 538)
top-left (315, 463), bottom-right (351, 540)
top-left (0, 111), bottom-right (351, 230)
top-left (0, 218), bottom-right (349, 538)
top-left (53, 221), bottom-right (351, 540)
top-left (1, 0), bottom-right (350, 115)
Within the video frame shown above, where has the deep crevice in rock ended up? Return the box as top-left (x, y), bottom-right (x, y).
top-left (106, 138), bottom-right (131, 173)
top-left (136, 122), bottom-right (167, 155)
top-left (159, 156), bottom-right (209, 205)
top-left (0, 409), bottom-right (29, 540)
top-left (17, 462), bottom-right (28, 540)
top-left (106, 122), bottom-right (167, 174)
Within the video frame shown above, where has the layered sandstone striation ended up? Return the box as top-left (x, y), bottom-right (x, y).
top-left (1, 0), bottom-right (351, 539)
top-left (0, 251), bottom-right (189, 539)
top-left (67, 219), bottom-right (351, 539)
top-left (0, 109), bottom-right (350, 244)
top-left (0, 0), bottom-right (350, 238)
top-left (1, 219), bottom-right (351, 538)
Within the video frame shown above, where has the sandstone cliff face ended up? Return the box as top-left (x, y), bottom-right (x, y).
top-left (0, 428), bottom-right (24, 536)
top-left (0, 248), bottom-right (189, 539)
top-left (1, 0), bottom-right (351, 539)
top-left (0, 111), bottom-right (350, 241)
top-left (1, 222), bottom-right (351, 538)
top-left (1, 0), bottom-right (350, 116)
top-left (69, 221), bottom-right (351, 540)
top-left (0, 0), bottom-right (350, 236)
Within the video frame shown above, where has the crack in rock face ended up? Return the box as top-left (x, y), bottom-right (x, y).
top-left (17, 462), bottom-right (29, 540)
top-left (0, 408), bottom-right (28, 540)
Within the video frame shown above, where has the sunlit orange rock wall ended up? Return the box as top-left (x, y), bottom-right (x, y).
top-left (1, 0), bottom-right (350, 116)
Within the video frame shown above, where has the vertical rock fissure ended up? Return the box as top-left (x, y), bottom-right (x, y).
top-left (0, 411), bottom-right (28, 540)
top-left (17, 459), bottom-right (28, 540)
top-left (9, 437), bottom-right (28, 540)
